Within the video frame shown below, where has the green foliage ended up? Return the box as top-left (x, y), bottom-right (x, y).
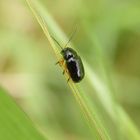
top-left (25, 0), bottom-right (110, 139)
top-left (0, 0), bottom-right (140, 140)
top-left (0, 88), bottom-right (46, 140)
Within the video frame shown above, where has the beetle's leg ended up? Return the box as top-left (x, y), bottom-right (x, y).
top-left (67, 77), bottom-right (70, 83)
top-left (55, 61), bottom-right (59, 65)
top-left (56, 59), bottom-right (66, 74)
top-left (62, 62), bottom-right (67, 72)
top-left (55, 58), bottom-right (64, 67)
top-left (62, 63), bottom-right (71, 82)
top-left (56, 59), bottom-right (71, 83)
top-left (63, 69), bottom-right (65, 75)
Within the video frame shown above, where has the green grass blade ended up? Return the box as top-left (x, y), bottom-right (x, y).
top-left (83, 26), bottom-right (140, 139)
top-left (0, 87), bottom-right (47, 140)
top-left (25, 0), bottom-right (111, 139)
top-left (86, 62), bottom-right (140, 140)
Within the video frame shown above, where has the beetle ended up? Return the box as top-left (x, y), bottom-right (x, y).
top-left (61, 47), bottom-right (84, 83)
top-left (51, 29), bottom-right (85, 83)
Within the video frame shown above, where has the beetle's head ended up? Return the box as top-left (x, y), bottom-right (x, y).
top-left (61, 47), bottom-right (77, 60)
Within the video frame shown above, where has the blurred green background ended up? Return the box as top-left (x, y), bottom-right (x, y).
top-left (0, 0), bottom-right (140, 140)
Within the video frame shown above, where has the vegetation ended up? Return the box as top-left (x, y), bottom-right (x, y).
top-left (0, 0), bottom-right (140, 139)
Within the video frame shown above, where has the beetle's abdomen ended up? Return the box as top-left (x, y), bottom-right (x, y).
top-left (66, 56), bottom-right (85, 83)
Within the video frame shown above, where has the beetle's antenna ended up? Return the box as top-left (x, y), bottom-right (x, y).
top-left (64, 25), bottom-right (78, 48)
top-left (51, 35), bottom-right (63, 50)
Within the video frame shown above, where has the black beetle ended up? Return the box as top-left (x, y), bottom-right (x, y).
top-left (61, 47), bottom-right (84, 82)
top-left (51, 29), bottom-right (85, 83)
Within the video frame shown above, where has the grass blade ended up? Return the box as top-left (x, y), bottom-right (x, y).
top-left (25, 0), bottom-right (111, 139)
top-left (0, 87), bottom-right (46, 140)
